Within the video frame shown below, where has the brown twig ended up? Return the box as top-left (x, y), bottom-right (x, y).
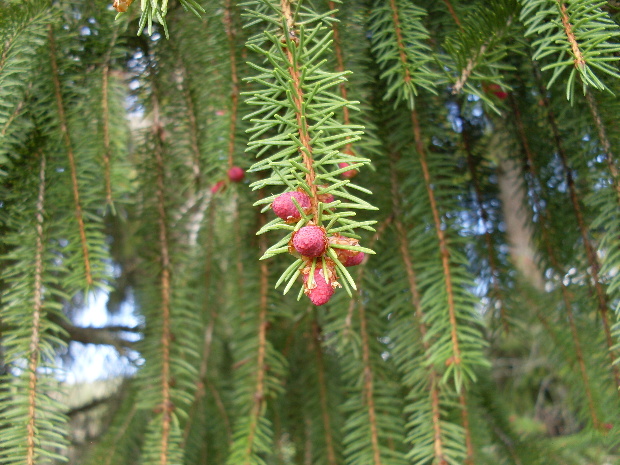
top-left (411, 110), bottom-right (462, 370)
top-left (225, 0), bottom-right (240, 169)
top-left (182, 205), bottom-right (218, 446)
top-left (511, 97), bottom-right (601, 428)
top-left (153, 99), bottom-right (174, 465)
top-left (205, 378), bottom-right (233, 443)
top-left (1, 99), bottom-right (24, 137)
top-left (26, 152), bottom-right (46, 465)
top-left (452, 44), bottom-right (488, 95)
top-left (101, 25), bottom-right (119, 208)
top-left (532, 69), bottom-right (620, 392)
top-left (328, 1), bottom-right (352, 154)
top-left (178, 55), bottom-right (202, 185)
top-left (359, 299), bottom-right (383, 465)
top-left (281, 0), bottom-right (319, 219)
top-left (242, 209), bottom-right (270, 464)
top-left (387, 0), bottom-right (411, 86)
top-left (442, 0), bottom-right (462, 29)
top-left (311, 318), bottom-right (337, 465)
top-left (48, 27), bottom-right (92, 286)
top-left (459, 391), bottom-right (474, 465)
top-left (557, 2), bottom-right (586, 69)
top-left (389, 156), bottom-right (447, 464)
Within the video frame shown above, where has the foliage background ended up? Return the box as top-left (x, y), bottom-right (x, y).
top-left (1, 0), bottom-right (620, 464)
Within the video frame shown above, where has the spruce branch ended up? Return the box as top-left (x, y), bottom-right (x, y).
top-left (520, 0), bottom-right (620, 99)
top-left (389, 155), bottom-right (465, 465)
top-left (225, 0), bottom-right (241, 170)
top-left (512, 104), bottom-right (602, 429)
top-left (101, 23), bottom-right (120, 210)
top-left (445, 0), bottom-right (518, 99)
top-left (441, 0), bottom-right (462, 30)
top-left (369, 0), bottom-right (439, 109)
top-left (48, 26), bottom-right (93, 287)
top-left (177, 54), bottom-right (202, 184)
top-left (311, 318), bottom-right (337, 465)
top-left (459, 391), bottom-right (474, 465)
top-left (226, 208), bottom-right (282, 465)
top-left (531, 67), bottom-right (620, 392)
top-left (0, 2), bottom-right (51, 174)
top-left (0, 149), bottom-right (70, 465)
top-left (25, 152), bottom-right (47, 465)
top-left (412, 109), bottom-right (462, 384)
top-left (331, 217), bottom-right (408, 465)
top-left (358, 298), bottom-right (383, 465)
top-left (153, 109), bottom-right (175, 465)
top-left (181, 206), bottom-right (229, 447)
top-left (244, 0), bottom-right (376, 305)
top-left (393, 216), bottom-right (448, 465)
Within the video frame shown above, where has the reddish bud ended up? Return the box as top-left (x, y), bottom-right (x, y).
top-left (338, 162), bottom-right (358, 179)
top-left (329, 233), bottom-right (365, 266)
top-left (342, 251), bottom-right (365, 267)
top-left (317, 185), bottom-right (335, 205)
top-left (293, 226), bottom-right (327, 257)
top-left (487, 83), bottom-right (508, 100)
top-left (272, 191), bottom-right (311, 221)
top-left (211, 180), bottom-right (225, 194)
top-left (228, 166), bottom-right (245, 182)
top-left (303, 266), bottom-right (335, 306)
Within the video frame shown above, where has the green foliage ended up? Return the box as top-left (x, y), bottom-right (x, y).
top-left (0, 1), bottom-right (54, 175)
top-left (520, 0), bottom-right (620, 99)
top-left (444, 0), bottom-right (521, 104)
top-left (243, 0), bottom-right (377, 300)
top-left (2, 0), bottom-right (620, 464)
top-left (368, 0), bottom-right (440, 109)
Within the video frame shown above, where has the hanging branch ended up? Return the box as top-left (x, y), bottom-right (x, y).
top-left (510, 98), bottom-right (601, 428)
top-left (311, 318), bottom-right (337, 465)
top-left (153, 108), bottom-right (174, 465)
top-left (280, 0), bottom-right (319, 214)
top-left (101, 24), bottom-right (119, 209)
top-left (181, 206), bottom-right (223, 446)
top-left (358, 299), bottom-right (383, 465)
top-left (245, 0), bottom-right (376, 304)
top-left (25, 152), bottom-right (47, 465)
top-left (48, 26), bottom-right (92, 286)
top-left (412, 110), bottom-right (461, 376)
top-left (327, 0), bottom-right (352, 156)
top-left (446, 0), bottom-right (517, 97)
top-left (533, 69), bottom-right (620, 391)
top-left (0, 148), bottom-right (69, 463)
top-left (225, 0), bottom-right (240, 170)
top-left (371, 0), bottom-right (487, 392)
top-left (369, 0), bottom-right (438, 108)
top-left (459, 391), bottom-right (474, 465)
top-left (227, 209), bottom-right (273, 465)
top-left (520, 0), bottom-right (620, 99)
top-left (336, 217), bottom-right (408, 465)
top-left (441, 0), bottom-right (462, 29)
top-left (177, 55), bottom-right (202, 184)
top-left (222, 0), bottom-right (246, 288)
top-left (390, 156), bottom-right (443, 459)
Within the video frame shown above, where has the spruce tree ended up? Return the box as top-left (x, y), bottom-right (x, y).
top-left (1, 0), bottom-right (620, 464)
